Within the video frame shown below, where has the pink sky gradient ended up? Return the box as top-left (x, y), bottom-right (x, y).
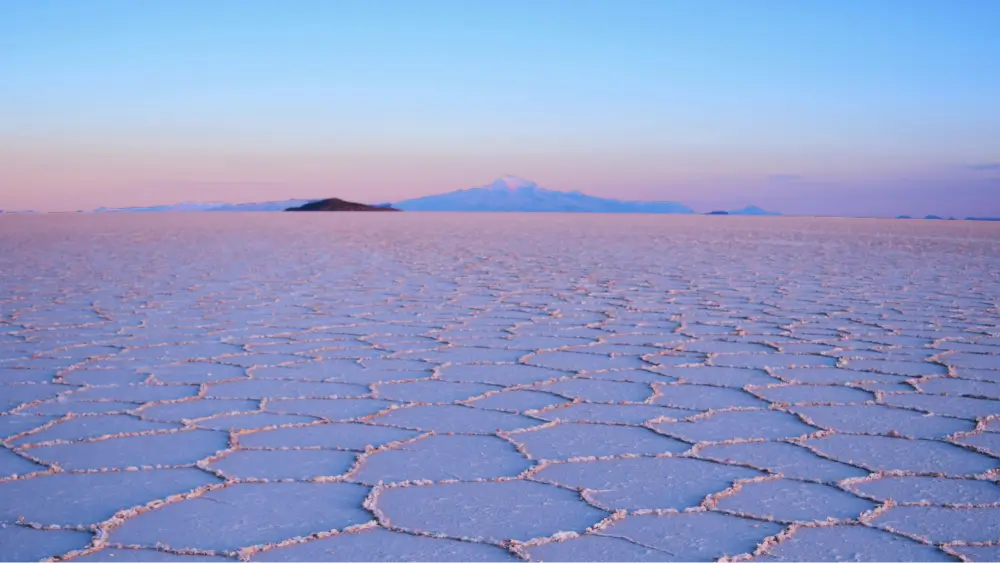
top-left (3, 1), bottom-right (998, 217)
top-left (4, 140), bottom-right (996, 217)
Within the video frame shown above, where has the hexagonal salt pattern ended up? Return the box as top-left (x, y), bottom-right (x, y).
top-left (529, 511), bottom-right (786, 561)
top-left (109, 482), bottom-right (372, 551)
top-left (1, 213), bottom-right (998, 561)
top-left (752, 525), bottom-right (956, 561)
top-left (251, 528), bottom-right (519, 561)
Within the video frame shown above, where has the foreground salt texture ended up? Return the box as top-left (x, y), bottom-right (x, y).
top-left (0, 213), bottom-right (998, 562)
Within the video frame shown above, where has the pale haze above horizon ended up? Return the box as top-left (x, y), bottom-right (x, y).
top-left (2, 0), bottom-right (999, 217)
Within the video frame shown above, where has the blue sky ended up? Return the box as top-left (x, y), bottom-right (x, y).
top-left (2, 0), bottom-right (998, 215)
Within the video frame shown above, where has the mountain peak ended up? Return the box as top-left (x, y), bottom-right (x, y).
top-left (485, 175), bottom-right (538, 191)
top-left (393, 178), bottom-right (694, 214)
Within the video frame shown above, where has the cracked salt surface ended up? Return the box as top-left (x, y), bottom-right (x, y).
top-left (354, 434), bottom-right (531, 483)
top-left (0, 527), bottom-right (93, 562)
top-left (695, 441), bottom-right (869, 483)
top-left (535, 457), bottom-right (763, 510)
top-left (207, 449), bottom-right (358, 480)
top-left (653, 409), bottom-right (818, 442)
top-left (26, 429), bottom-right (230, 470)
top-left (251, 528), bottom-right (519, 562)
top-left (0, 469), bottom-right (221, 526)
top-left (111, 482), bottom-right (371, 551)
top-left (528, 512), bottom-right (785, 561)
top-left (847, 476), bottom-right (1000, 505)
top-left (71, 549), bottom-right (233, 562)
top-left (1, 214), bottom-right (999, 561)
top-left (512, 422), bottom-right (688, 459)
top-left (752, 525), bottom-right (955, 562)
top-left (238, 422), bottom-right (419, 450)
top-left (790, 405), bottom-right (974, 438)
top-left (12, 414), bottom-right (180, 445)
top-left (714, 478), bottom-right (877, 522)
top-left (374, 480), bottom-right (607, 542)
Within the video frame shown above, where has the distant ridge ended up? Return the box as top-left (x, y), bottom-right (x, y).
top-left (392, 176), bottom-right (695, 214)
top-left (285, 198), bottom-right (400, 212)
top-left (94, 199), bottom-right (318, 212)
top-left (69, 178), bottom-right (790, 215)
top-left (729, 205), bottom-right (781, 216)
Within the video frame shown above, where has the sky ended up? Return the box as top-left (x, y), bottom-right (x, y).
top-left (2, 0), bottom-right (999, 216)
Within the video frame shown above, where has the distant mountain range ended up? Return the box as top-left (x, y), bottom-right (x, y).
top-left (706, 205), bottom-right (781, 216)
top-left (93, 199), bottom-right (317, 212)
top-left (390, 176), bottom-right (695, 214)
top-left (69, 176), bottom-right (788, 215)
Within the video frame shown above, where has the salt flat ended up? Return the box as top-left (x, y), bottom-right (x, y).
top-left (0, 213), bottom-right (998, 562)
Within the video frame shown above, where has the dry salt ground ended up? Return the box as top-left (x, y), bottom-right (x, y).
top-left (0, 212), bottom-right (998, 562)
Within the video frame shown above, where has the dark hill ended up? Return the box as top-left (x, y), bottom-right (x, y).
top-left (285, 198), bottom-right (401, 212)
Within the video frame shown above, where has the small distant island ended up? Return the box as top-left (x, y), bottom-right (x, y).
top-left (285, 198), bottom-right (401, 212)
top-left (705, 206), bottom-right (780, 216)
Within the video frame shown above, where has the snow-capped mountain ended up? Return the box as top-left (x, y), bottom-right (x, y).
top-left (728, 205), bottom-right (781, 216)
top-left (393, 176), bottom-right (694, 214)
top-left (93, 199), bottom-right (318, 212)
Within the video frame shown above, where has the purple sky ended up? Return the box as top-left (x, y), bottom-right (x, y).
top-left (2, 0), bottom-right (998, 216)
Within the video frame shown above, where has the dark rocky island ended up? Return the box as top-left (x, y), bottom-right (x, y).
top-left (285, 198), bottom-right (401, 212)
